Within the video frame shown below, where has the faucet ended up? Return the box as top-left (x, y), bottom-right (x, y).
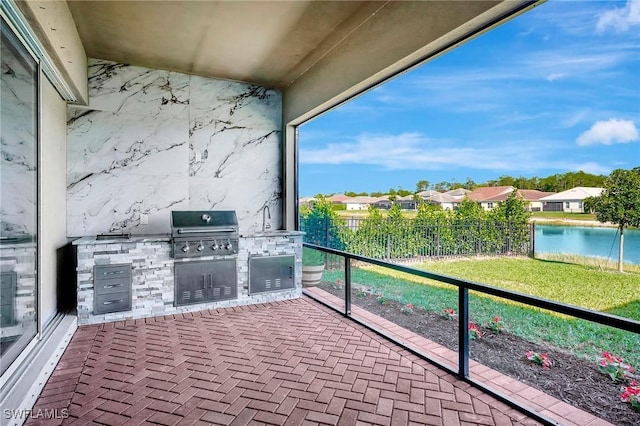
top-left (262, 205), bottom-right (271, 232)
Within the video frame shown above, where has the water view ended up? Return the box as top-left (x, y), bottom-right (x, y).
top-left (534, 224), bottom-right (640, 265)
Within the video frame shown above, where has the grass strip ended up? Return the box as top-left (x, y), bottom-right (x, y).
top-left (321, 261), bottom-right (640, 367)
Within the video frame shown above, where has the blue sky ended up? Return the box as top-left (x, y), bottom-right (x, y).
top-left (298, 0), bottom-right (640, 196)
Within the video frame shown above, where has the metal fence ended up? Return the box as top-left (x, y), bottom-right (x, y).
top-left (302, 242), bottom-right (640, 426)
top-left (300, 216), bottom-right (534, 264)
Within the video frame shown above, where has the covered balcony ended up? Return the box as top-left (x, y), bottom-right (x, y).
top-left (1, 1), bottom-right (637, 425)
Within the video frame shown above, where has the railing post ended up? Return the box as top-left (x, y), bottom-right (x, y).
top-left (458, 286), bottom-right (469, 378)
top-left (385, 233), bottom-right (391, 262)
top-left (344, 257), bottom-right (351, 316)
top-left (325, 216), bottom-right (330, 266)
top-left (530, 222), bottom-right (535, 258)
top-left (325, 216), bottom-right (330, 246)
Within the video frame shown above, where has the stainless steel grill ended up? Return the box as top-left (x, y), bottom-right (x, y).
top-left (170, 210), bottom-right (239, 259)
top-left (171, 210), bottom-right (239, 306)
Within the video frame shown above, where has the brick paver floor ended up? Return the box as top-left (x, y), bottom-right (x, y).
top-left (27, 297), bottom-right (544, 425)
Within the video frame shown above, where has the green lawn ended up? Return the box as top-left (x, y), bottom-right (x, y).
top-left (417, 257), bottom-right (640, 315)
top-left (320, 256), bottom-right (640, 366)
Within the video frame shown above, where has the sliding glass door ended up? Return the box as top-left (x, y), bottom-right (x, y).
top-left (0, 17), bottom-right (39, 375)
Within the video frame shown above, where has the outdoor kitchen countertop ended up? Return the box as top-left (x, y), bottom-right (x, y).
top-left (72, 234), bottom-right (171, 245)
top-left (72, 231), bottom-right (305, 245)
top-left (243, 230), bottom-right (305, 238)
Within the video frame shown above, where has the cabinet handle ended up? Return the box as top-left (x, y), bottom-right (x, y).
top-left (105, 270), bottom-right (124, 275)
top-left (104, 283), bottom-right (123, 289)
top-left (202, 275), bottom-right (206, 289)
top-left (209, 274), bottom-right (213, 289)
top-left (103, 300), bottom-right (123, 305)
top-left (289, 266), bottom-right (293, 279)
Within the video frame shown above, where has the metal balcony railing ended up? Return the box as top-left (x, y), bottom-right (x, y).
top-left (302, 242), bottom-right (640, 426)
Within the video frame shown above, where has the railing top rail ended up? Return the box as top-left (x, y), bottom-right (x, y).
top-left (303, 242), bottom-right (640, 334)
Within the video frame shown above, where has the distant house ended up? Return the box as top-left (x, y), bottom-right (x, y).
top-left (343, 196), bottom-right (380, 211)
top-left (298, 197), bottom-right (317, 208)
top-left (466, 187), bottom-right (558, 211)
top-left (326, 193), bottom-right (351, 204)
top-left (466, 186), bottom-right (514, 210)
top-left (491, 189), bottom-right (555, 212)
top-left (445, 188), bottom-right (472, 198)
top-left (416, 189), bottom-right (441, 200)
top-left (371, 196), bottom-right (393, 210)
top-left (395, 195), bottom-right (418, 210)
top-left (424, 192), bottom-right (461, 211)
top-left (539, 187), bottom-right (604, 213)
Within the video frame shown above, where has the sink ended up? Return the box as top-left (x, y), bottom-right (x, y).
top-left (96, 233), bottom-right (131, 240)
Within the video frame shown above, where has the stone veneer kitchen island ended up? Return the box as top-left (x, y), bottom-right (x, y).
top-left (74, 232), bottom-right (303, 325)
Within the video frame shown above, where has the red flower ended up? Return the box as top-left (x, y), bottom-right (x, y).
top-left (468, 323), bottom-right (483, 339)
top-left (527, 351), bottom-right (551, 369)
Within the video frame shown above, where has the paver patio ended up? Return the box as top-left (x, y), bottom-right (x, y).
top-left (25, 296), bottom-right (590, 425)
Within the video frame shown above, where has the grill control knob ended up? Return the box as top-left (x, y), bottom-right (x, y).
top-left (211, 242), bottom-right (219, 250)
top-left (197, 242), bottom-right (204, 252)
top-left (225, 242), bottom-right (233, 251)
top-left (182, 243), bottom-right (190, 253)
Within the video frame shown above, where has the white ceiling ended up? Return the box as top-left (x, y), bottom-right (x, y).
top-left (67, 0), bottom-right (388, 89)
top-left (66, 1), bottom-right (536, 92)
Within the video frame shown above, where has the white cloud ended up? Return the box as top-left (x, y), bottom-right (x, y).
top-left (300, 132), bottom-right (559, 173)
top-left (569, 162), bottom-right (611, 175)
top-left (576, 119), bottom-right (640, 146)
top-left (546, 73), bottom-right (565, 82)
top-left (596, 0), bottom-right (640, 33)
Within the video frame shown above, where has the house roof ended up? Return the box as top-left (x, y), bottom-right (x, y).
top-left (445, 188), bottom-right (472, 197)
top-left (539, 187), bottom-right (604, 202)
top-left (372, 196), bottom-right (392, 203)
top-left (417, 190), bottom-right (441, 198)
top-left (327, 194), bottom-right (351, 203)
top-left (466, 186), bottom-right (514, 202)
top-left (491, 189), bottom-right (555, 202)
top-left (426, 193), bottom-right (460, 203)
top-left (346, 196), bottom-right (380, 204)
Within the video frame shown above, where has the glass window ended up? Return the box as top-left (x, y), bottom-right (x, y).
top-left (1, 18), bottom-right (39, 375)
top-left (565, 201), bottom-right (570, 209)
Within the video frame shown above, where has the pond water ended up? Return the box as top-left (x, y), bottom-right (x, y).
top-left (534, 224), bottom-right (640, 265)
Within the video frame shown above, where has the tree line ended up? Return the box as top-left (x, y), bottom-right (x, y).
top-left (322, 170), bottom-right (608, 198)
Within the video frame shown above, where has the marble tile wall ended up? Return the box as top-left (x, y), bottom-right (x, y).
top-left (1, 33), bottom-right (38, 237)
top-left (67, 59), bottom-right (282, 237)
